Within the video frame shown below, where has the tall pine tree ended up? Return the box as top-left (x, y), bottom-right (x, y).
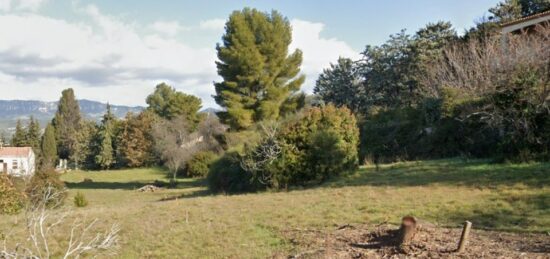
top-left (11, 120), bottom-right (27, 147)
top-left (94, 104), bottom-right (116, 169)
top-left (26, 116), bottom-right (42, 157)
top-left (52, 88), bottom-right (81, 161)
top-left (41, 123), bottom-right (57, 167)
top-left (214, 8), bottom-right (305, 129)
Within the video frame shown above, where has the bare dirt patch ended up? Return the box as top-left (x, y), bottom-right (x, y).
top-left (281, 223), bottom-right (549, 258)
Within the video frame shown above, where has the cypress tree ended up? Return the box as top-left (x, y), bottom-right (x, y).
top-left (94, 104), bottom-right (116, 169)
top-left (11, 120), bottom-right (27, 147)
top-left (26, 116), bottom-right (42, 157)
top-left (214, 8), bottom-right (305, 130)
top-left (41, 123), bottom-right (57, 167)
top-left (52, 88), bottom-right (81, 161)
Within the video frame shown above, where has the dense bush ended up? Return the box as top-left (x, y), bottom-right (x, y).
top-left (26, 169), bottom-right (67, 207)
top-left (186, 151), bottom-right (218, 178)
top-left (267, 105), bottom-right (359, 188)
top-left (209, 105), bottom-right (360, 192)
top-left (207, 151), bottom-right (258, 193)
top-left (359, 97), bottom-right (501, 163)
top-left (73, 191), bottom-right (88, 207)
top-left (0, 174), bottom-right (25, 214)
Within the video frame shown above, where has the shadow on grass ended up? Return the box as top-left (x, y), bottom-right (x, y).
top-left (440, 192), bottom-right (550, 233)
top-left (65, 178), bottom-right (207, 190)
top-left (327, 159), bottom-right (550, 188)
top-left (158, 189), bottom-right (213, 201)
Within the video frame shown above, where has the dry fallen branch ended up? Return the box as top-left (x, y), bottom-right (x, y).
top-left (1, 184), bottom-right (120, 259)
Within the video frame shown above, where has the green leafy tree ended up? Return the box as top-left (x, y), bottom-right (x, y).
top-left (314, 58), bottom-right (364, 113)
top-left (214, 8), bottom-right (305, 129)
top-left (116, 111), bottom-right (158, 168)
top-left (11, 120), bottom-right (27, 147)
top-left (52, 88), bottom-right (82, 161)
top-left (41, 123), bottom-right (57, 167)
top-left (359, 30), bottom-right (414, 109)
top-left (146, 83), bottom-right (202, 129)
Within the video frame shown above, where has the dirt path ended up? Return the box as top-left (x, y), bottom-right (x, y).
top-left (279, 223), bottom-right (550, 258)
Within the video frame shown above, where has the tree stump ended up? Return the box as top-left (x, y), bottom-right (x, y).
top-left (397, 216), bottom-right (417, 246)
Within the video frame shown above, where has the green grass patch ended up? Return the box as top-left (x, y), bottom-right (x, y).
top-left (1, 159), bottom-right (548, 258)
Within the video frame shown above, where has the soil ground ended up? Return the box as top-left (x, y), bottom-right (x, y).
top-left (282, 223), bottom-right (550, 258)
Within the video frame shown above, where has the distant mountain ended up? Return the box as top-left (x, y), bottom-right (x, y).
top-left (0, 99), bottom-right (144, 132)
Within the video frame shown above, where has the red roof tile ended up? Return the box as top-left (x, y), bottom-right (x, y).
top-left (0, 147), bottom-right (33, 157)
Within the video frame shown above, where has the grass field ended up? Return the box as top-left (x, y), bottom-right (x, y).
top-left (1, 159), bottom-right (549, 258)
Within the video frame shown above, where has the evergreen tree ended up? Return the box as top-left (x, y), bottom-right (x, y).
top-left (26, 116), bottom-right (42, 157)
top-left (146, 83), bottom-right (202, 129)
top-left (41, 123), bottom-right (57, 167)
top-left (93, 105), bottom-right (116, 169)
top-left (52, 88), bottom-right (82, 161)
top-left (314, 58), bottom-right (364, 113)
top-left (11, 120), bottom-right (27, 147)
top-left (74, 120), bottom-right (97, 170)
top-left (0, 130), bottom-right (7, 147)
top-left (214, 8), bottom-right (305, 129)
top-left (489, 0), bottom-right (549, 22)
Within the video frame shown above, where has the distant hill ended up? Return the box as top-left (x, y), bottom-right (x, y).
top-left (0, 99), bottom-right (144, 133)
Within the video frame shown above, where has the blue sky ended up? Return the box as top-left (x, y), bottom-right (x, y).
top-left (0, 0), bottom-right (500, 107)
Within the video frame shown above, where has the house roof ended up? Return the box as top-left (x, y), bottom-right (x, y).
top-left (501, 10), bottom-right (550, 27)
top-left (0, 147), bottom-right (33, 157)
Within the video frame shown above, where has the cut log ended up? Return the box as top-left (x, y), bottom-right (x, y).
top-left (397, 216), bottom-right (417, 246)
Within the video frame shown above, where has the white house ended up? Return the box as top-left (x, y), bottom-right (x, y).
top-left (0, 147), bottom-right (36, 177)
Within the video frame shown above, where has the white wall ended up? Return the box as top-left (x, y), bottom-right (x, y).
top-left (0, 152), bottom-right (35, 177)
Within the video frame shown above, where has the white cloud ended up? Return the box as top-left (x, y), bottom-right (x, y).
top-left (199, 18), bottom-right (225, 31)
top-left (0, 0), bottom-right (47, 11)
top-left (0, 0), bottom-right (11, 11)
top-left (0, 6), bottom-right (356, 108)
top-left (15, 0), bottom-right (45, 11)
top-left (150, 20), bottom-right (188, 37)
top-left (0, 5), bottom-right (219, 107)
top-left (290, 19), bottom-right (359, 93)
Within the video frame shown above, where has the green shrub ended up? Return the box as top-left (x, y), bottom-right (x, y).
top-left (268, 105), bottom-right (359, 188)
top-left (186, 151), bottom-right (218, 178)
top-left (26, 168), bottom-right (67, 208)
top-left (208, 105), bottom-right (360, 192)
top-left (207, 151), bottom-right (258, 193)
top-left (0, 174), bottom-right (25, 214)
top-left (73, 191), bottom-right (88, 207)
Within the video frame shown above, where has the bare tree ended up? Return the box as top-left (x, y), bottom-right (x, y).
top-left (240, 123), bottom-right (282, 185)
top-left (152, 116), bottom-right (196, 181)
top-left (422, 25), bottom-right (549, 147)
top-left (1, 185), bottom-right (120, 258)
top-left (153, 114), bottom-right (227, 181)
top-left (197, 113), bottom-right (227, 153)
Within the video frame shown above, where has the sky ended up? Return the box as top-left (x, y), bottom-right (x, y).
top-left (0, 0), bottom-right (500, 108)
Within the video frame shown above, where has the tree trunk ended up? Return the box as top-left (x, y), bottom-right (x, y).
top-left (397, 216), bottom-right (417, 246)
